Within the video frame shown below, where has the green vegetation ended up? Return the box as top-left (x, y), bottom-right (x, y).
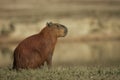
top-left (0, 66), bottom-right (120, 80)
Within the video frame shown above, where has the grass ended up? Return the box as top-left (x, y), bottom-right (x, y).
top-left (0, 65), bottom-right (120, 80)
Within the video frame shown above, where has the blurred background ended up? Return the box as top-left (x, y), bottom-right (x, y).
top-left (0, 0), bottom-right (120, 67)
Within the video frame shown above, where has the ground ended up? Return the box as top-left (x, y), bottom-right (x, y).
top-left (0, 65), bottom-right (120, 80)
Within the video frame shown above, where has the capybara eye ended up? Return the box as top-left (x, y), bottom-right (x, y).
top-left (56, 25), bottom-right (60, 29)
top-left (56, 25), bottom-right (60, 28)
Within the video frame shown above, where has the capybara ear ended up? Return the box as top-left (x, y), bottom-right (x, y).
top-left (47, 22), bottom-right (53, 27)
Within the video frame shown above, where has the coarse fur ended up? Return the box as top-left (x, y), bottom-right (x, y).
top-left (13, 22), bottom-right (68, 70)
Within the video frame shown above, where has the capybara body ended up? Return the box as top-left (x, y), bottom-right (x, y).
top-left (13, 22), bottom-right (68, 70)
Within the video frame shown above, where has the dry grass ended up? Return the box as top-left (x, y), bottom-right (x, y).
top-left (0, 65), bottom-right (120, 80)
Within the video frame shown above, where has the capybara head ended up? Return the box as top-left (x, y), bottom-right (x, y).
top-left (46, 22), bottom-right (68, 37)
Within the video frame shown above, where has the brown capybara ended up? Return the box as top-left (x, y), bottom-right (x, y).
top-left (13, 22), bottom-right (68, 70)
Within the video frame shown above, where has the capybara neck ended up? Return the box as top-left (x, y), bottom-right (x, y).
top-left (38, 26), bottom-right (57, 45)
top-left (40, 27), bottom-right (57, 37)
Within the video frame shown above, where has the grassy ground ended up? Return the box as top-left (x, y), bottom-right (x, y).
top-left (0, 65), bottom-right (120, 80)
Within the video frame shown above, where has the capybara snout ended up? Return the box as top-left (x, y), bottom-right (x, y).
top-left (61, 25), bottom-right (68, 37)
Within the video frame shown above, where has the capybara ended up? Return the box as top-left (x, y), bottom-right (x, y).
top-left (13, 22), bottom-right (68, 70)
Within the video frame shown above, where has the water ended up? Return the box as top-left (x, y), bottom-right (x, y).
top-left (0, 41), bottom-right (120, 67)
top-left (53, 41), bottom-right (120, 66)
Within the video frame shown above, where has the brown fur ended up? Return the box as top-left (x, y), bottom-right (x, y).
top-left (13, 22), bottom-right (67, 70)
